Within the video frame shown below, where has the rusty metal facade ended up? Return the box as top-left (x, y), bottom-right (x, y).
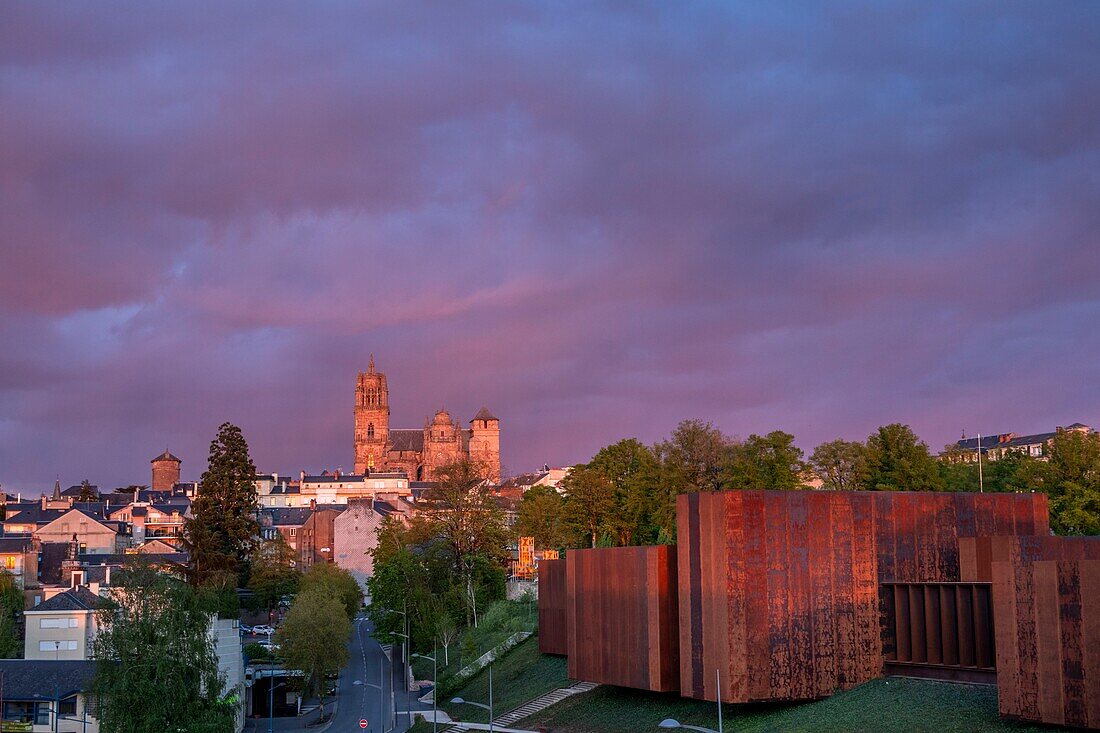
top-left (880, 582), bottom-right (996, 682)
top-left (565, 545), bottom-right (680, 692)
top-left (675, 490), bottom-right (1049, 702)
top-left (994, 552), bottom-right (1100, 728)
top-left (537, 557), bottom-right (568, 655)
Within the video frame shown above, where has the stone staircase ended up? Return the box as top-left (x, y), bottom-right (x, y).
top-left (442, 681), bottom-right (599, 731)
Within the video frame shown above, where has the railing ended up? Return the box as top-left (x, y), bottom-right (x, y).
top-left (880, 582), bottom-right (995, 682)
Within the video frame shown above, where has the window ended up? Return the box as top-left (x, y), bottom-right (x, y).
top-left (39, 640), bottom-right (78, 651)
top-left (3, 556), bottom-right (14, 569)
top-left (367, 423), bottom-right (375, 440)
top-left (36, 702), bottom-right (50, 726)
top-left (289, 529), bottom-right (297, 536)
top-left (40, 618), bottom-right (78, 629)
top-left (59, 699), bottom-right (77, 716)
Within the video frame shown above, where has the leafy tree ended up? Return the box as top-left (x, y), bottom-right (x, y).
top-left (419, 459), bottom-right (508, 624)
top-left (1051, 481), bottom-right (1100, 535)
top-left (810, 439), bottom-right (869, 491)
top-left (299, 562), bottom-right (363, 620)
top-left (863, 424), bottom-right (944, 491)
top-left (559, 466), bottom-right (616, 548)
top-left (722, 431), bottom-right (807, 490)
top-left (0, 569), bottom-right (23, 658)
top-left (654, 419), bottom-right (729, 494)
top-left (247, 534), bottom-right (300, 614)
top-left (275, 588), bottom-right (350, 721)
top-left (588, 439), bottom-right (662, 545)
top-left (182, 422), bottom-right (260, 588)
top-left (91, 565), bottom-right (234, 733)
top-left (366, 546), bottom-right (429, 642)
top-left (515, 485), bottom-right (568, 549)
top-left (1045, 429), bottom-right (1100, 534)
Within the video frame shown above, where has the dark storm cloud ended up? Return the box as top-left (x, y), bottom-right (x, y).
top-left (1, 1), bottom-right (1098, 489)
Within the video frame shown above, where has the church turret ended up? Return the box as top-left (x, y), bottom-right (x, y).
top-left (469, 407), bottom-right (501, 483)
top-left (354, 355), bottom-right (390, 473)
top-left (151, 450), bottom-right (182, 491)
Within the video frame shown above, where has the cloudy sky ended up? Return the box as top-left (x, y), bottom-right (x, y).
top-left (2, 2), bottom-right (1098, 490)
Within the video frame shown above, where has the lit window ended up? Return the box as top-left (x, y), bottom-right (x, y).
top-left (3, 556), bottom-right (14, 569)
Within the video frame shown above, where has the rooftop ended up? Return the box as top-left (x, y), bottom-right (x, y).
top-left (29, 586), bottom-right (105, 613)
top-left (0, 660), bottom-right (96, 700)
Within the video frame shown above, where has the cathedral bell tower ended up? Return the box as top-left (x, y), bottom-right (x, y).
top-left (354, 355), bottom-right (389, 474)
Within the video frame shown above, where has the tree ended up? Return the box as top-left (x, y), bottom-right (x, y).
top-left (0, 569), bottom-right (22, 658)
top-left (722, 431), bottom-right (807, 491)
top-left (77, 479), bottom-right (99, 502)
top-left (810, 439), bottom-right (869, 491)
top-left (182, 422), bottom-right (260, 588)
top-left (299, 562), bottom-right (363, 620)
top-left (247, 534), bottom-right (300, 615)
top-left (863, 424), bottom-right (944, 491)
top-left (515, 485), bottom-right (568, 549)
top-left (91, 565), bottom-right (234, 733)
top-left (655, 419), bottom-right (729, 494)
top-left (433, 599), bottom-right (460, 666)
top-left (559, 466), bottom-right (617, 548)
top-left (419, 459), bottom-right (508, 624)
top-left (275, 588), bottom-right (351, 721)
top-left (1045, 429), bottom-right (1100, 534)
top-left (588, 439), bottom-right (662, 545)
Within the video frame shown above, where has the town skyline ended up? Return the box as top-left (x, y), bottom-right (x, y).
top-left (4, 4), bottom-right (1099, 491)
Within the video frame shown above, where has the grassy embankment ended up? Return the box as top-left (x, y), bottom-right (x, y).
top-left (412, 650), bottom-right (1055, 733)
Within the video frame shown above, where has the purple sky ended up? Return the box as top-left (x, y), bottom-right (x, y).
top-left (2, 3), bottom-right (1099, 491)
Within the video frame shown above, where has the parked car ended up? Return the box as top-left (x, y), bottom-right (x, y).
top-left (240, 624), bottom-right (253, 634)
top-left (252, 624), bottom-right (276, 636)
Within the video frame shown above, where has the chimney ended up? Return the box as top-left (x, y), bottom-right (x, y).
top-left (310, 498), bottom-right (316, 511)
top-left (105, 566), bottom-right (112, 586)
top-left (89, 581), bottom-right (100, 596)
top-left (300, 471), bottom-right (305, 482)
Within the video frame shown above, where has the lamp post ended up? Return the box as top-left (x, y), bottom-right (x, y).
top-left (267, 630), bottom-right (277, 733)
top-left (450, 663), bottom-right (493, 733)
top-left (410, 652), bottom-right (437, 733)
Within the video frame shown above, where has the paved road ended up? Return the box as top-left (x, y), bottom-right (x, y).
top-left (333, 616), bottom-right (431, 733)
top-left (247, 617), bottom-right (429, 733)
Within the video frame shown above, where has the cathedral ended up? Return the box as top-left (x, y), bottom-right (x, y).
top-left (353, 356), bottom-right (501, 482)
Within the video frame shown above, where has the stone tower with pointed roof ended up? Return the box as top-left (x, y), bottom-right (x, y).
top-left (352, 359), bottom-right (500, 482)
top-left (150, 451), bottom-right (181, 491)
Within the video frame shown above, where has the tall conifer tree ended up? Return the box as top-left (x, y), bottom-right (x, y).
top-left (183, 422), bottom-right (260, 588)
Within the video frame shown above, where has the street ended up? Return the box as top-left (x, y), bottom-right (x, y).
top-left (331, 616), bottom-right (431, 733)
top-left (247, 616), bottom-right (429, 733)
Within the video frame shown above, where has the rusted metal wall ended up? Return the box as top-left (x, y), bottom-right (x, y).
top-left (677, 490), bottom-right (1050, 703)
top-left (537, 558), bottom-right (568, 655)
top-left (880, 582), bottom-right (995, 681)
top-left (960, 534), bottom-right (1100, 582)
top-left (993, 559), bottom-right (1100, 729)
top-left (566, 545), bottom-right (680, 692)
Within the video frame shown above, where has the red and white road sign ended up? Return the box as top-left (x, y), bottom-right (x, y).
top-left (359, 720), bottom-right (368, 729)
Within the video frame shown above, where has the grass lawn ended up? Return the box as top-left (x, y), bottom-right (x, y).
top-left (518, 676), bottom-right (1054, 733)
top-left (408, 636), bottom-right (569, 732)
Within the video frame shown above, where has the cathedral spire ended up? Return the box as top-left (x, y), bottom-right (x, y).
top-left (368, 353), bottom-right (375, 373)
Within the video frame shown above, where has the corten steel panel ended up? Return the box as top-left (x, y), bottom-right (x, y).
top-left (960, 534), bottom-right (1100, 582)
top-left (537, 558), bottom-right (567, 655)
top-left (994, 559), bottom-right (1100, 729)
top-left (677, 490), bottom-right (1050, 703)
top-left (566, 546), bottom-right (679, 692)
top-left (881, 583), bottom-right (995, 675)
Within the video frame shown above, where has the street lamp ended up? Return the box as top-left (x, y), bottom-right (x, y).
top-left (410, 652), bottom-right (437, 733)
top-left (450, 663), bottom-right (493, 733)
top-left (658, 668), bottom-right (724, 733)
top-left (657, 721), bottom-right (718, 733)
